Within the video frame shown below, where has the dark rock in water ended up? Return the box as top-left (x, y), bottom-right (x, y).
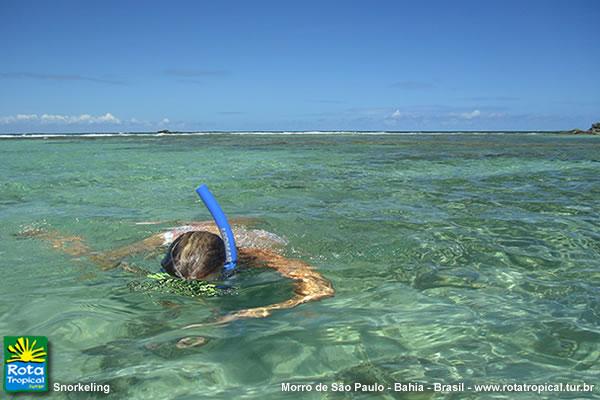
top-left (157, 129), bottom-right (172, 134)
top-left (565, 122), bottom-right (600, 135)
top-left (413, 268), bottom-right (484, 290)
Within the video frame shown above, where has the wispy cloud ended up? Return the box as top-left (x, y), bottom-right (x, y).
top-left (392, 108), bottom-right (509, 121)
top-left (390, 109), bottom-right (419, 119)
top-left (1, 114), bottom-right (39, 122)
top-left (390, 81), bottom-right (435, 90)
top-left (128, 117), bottom-right (174, 127)
top-left (0, 72), bottom-right (126, 85)
top-left (348, 106), bottom-right (510, 126)
top-left (451, 109), bottom-right (481, 120)
top-left (164, 69), bottom-right (229, 77)
top-left (308, 99), bottom-right (344, 104)
top-left (462, 96), bottom-right (519, 102)
top-left (0, 113), bottom-right (121, 124)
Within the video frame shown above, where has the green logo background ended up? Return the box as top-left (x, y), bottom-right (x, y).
top-left (3, 336), bottom-right (48, 393)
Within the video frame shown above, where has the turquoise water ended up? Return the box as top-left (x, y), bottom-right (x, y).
top-left (1, 133), bottom-right (599, 399)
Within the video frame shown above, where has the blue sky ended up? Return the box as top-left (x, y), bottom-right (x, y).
top-left (0, 0), bottom-right (598, 132)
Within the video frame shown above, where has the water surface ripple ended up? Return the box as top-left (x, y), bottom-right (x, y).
top-left (1, 133), bottom-right (598, 399)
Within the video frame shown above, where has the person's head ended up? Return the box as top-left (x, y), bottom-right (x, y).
top-left (161, 231), bottom-right (225, 280)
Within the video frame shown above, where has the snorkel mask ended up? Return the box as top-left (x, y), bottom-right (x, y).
top-left (196, 184), bottom-right (238, 277)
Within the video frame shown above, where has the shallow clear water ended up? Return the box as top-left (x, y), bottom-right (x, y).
top-left (1, 133), bottom-right (599, 399)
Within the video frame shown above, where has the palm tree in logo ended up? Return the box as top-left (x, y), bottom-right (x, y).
top-left (6, 337), bottom-right (46, 363)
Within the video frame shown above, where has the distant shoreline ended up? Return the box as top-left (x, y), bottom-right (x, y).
top-left (0, 130), bottom-right (593, 140)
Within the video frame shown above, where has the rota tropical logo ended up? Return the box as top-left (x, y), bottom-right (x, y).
top-left (4, 336), bottom-right (48, 392)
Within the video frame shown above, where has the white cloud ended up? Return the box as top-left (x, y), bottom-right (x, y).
top-left (447, 110), bottom-right (508, 120)
top-left (95, 113), bottom-right (120, 123)
top-left (0, 114), bottom-right (39, 123)
top-left (456, 109), bottom-right (481, 120)
top-left (16, 114), bottom-right (38, 121)
top-left (40, 114), bottom-right (66, 122)
top-left (390, 109), bottom-right (420, 119)
top-left (0, 112), bottom-right (121, 125)
top-left (161, 118), bottom-right (170, 124)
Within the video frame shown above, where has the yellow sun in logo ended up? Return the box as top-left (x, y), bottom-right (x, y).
top-left (7, 337), bottom-right (47, 363)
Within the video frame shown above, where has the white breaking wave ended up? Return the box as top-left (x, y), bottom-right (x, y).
top-left (0, 131), bottom-right (549, 139)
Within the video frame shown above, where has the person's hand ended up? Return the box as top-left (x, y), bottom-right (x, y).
top-left (230, 308), bottom-right (271, 319)
top-left (182, 308), bottom-right (272, 329)
top-left (90, 253), bottom-right (121, 270)
top-left (176, 336), bottom-right (207, 349)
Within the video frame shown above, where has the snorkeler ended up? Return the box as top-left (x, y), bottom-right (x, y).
top-left (22, 186), bottom-right (334, 324)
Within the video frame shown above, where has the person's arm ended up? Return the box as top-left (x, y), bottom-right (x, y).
top-left (21, 219), bottom-right (249, 270)
top-left (96, 217), bottom-right (265, 267)
top-left (18, 229), bottom-right (91, 258)
top-left (17, 225), bottom-right (157, 270)
top-left (91, 220), bottom-right (222, 269)
top-left (216, 248), bottom-right (335, 323)
top-left (89, 234), bottom-right (165, 269)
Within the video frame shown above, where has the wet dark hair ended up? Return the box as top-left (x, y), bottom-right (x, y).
top-left (161, 231), bottom-right (226, 280)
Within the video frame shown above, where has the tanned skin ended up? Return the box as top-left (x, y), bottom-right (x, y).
top-left (208, 248), bottom-right (334, 324)
top-left (24, 220), bottom-right (334, 324)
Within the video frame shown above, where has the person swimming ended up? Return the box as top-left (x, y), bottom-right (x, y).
top-left (21, 184), bottom-right (334, 323)
top-left (22, 220), bottom-right (334, 323)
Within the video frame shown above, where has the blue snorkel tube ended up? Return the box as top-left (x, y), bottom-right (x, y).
top-left (196, 184), bottom-right (238, 276)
